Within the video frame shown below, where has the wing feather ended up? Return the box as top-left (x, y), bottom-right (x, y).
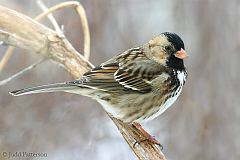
top-left (68, 47), bottom-right (166, 93)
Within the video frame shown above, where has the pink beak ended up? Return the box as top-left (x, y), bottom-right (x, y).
top-left (174, 48), bottom-right (188, 59)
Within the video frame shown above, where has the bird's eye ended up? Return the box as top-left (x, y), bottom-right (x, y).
top-left (165, 46), bottom-right (171, 51)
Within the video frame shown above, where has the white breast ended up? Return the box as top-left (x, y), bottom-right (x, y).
top-left (142, 70), bottom-right (186, 122)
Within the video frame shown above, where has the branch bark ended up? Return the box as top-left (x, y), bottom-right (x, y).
top-left (0, 4), bottom-right (166, 160)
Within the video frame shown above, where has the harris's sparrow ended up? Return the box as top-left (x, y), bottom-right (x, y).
top-left (10, 32), bottom-right (188, 144)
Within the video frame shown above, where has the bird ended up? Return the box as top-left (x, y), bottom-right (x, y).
top-left (10, 32), bottom-right (188, 145)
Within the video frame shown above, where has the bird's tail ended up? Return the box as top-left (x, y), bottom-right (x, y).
top-left (9, 83), bottom-right (77, 96)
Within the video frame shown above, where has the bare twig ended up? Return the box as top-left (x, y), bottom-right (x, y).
top-left (35, 1), bottom-right (90, 59)
top-left (3, 0), bottom-right (62, 83)
top-left (0, 59), bottom-right (45, 86)
top-left (0, 46), bottom-right (14, 73)
top-left (0, 6), bottom-right (93, 77)
top-left (0, 0), bottom-right (64, 75)
top-left (74, 3), bottom-right (90, 59)
top-left (0, 4), bottom-right (166, 160)
top-left (0, 1), bottom-right (90, 76)
top-left (0, 29), bottom-right (40, 51)
top-left (36, 0), bottom-right (63, 35)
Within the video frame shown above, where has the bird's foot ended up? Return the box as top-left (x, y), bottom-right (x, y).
top-left (132, 123), bottom-right (163, 150)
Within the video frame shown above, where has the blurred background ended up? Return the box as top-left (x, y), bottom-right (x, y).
top-left (0, 0), bottom-right (239, 159)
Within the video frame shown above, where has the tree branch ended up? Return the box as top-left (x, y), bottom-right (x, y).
top-left (0, 4), bottom-right (166, 160)
top-left (0, 5), bottom-right (93, 78)
top-left (35, 1), bottom-right (90, 59)
top-left (0, 59), bottom-right (45, 86)
top-left (0, 46), bottom-right (14, 73)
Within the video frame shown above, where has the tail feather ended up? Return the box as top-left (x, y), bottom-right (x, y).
top-left (9, 83), bottom-right (76, 96)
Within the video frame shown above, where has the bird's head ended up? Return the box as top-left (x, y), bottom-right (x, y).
top-left (147, 32), bottom-right (188, 71)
